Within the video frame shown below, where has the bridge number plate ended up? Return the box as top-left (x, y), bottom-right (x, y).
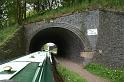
top-left (87, 28), bottom-right (98, 35)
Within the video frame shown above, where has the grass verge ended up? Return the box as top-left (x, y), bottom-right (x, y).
top-left (85, 63), bottom-right (124, 82)
top-left (57, 65), bottom-right (88, 82)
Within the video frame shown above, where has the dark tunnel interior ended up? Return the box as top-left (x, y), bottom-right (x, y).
top-left (29, 27), bottom-right (84, 63)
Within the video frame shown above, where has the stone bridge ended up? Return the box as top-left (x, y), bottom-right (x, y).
top-left (24, 10), bottom-right (124, 68)
top-left (1, 10), bottom-right (123, 68)
top-left (25, 22), bottom-right (91, 63)
top-left (24, 10), bottom-right (100, 63)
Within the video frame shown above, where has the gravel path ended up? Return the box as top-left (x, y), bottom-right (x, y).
top-left (58, 58), bottom-right (110, 82)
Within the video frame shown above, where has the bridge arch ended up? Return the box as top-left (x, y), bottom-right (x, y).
top-left (27, 23), bottom-right (91, 63)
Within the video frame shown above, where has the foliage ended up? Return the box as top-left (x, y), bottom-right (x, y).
top-left (25, 1), bottom-right (89, 23)
top-left (85, 63), bottom-right (124, 82)
top-left (57, 65), bottom-right (88, 82)
top-left (0, 0), bottom-right (17, 28)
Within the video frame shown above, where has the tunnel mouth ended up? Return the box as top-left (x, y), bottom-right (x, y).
top-left (29, 27), bottom-right (84, 63)
top-left (41, 42), bottom-right (58, 55)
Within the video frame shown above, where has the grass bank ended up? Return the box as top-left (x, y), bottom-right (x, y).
top-left (85, 63), bottom-right (124, 82)
top-left (0, 25), bottom-right (18, 45)
top-left (57, 65), bottom-right (87, 82)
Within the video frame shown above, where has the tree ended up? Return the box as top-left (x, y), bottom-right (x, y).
top-left (0, 7), bottom-right (3, 28)
top-left (0, 0), bottom-right (6, 28)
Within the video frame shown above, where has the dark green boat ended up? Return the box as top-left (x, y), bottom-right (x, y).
top-left (0, 51), bottom-right (54, 82)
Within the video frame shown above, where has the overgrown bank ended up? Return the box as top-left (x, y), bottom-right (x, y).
top-left (85, 63), bottom-right (124, 82)
top-left (57, 65), bottom-right (88, 82)
top-left (0, 26), bottom-right (26, 64)
top-left (0, 25), bottom-right (18, 44)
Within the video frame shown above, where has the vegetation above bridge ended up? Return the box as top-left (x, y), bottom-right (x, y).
top-left (0, 0), bottom-right (124, 44)
top-left (1, 0), bottom-right (124, 27)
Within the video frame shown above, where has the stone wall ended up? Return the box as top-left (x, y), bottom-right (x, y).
top-left (94, 10), bottom-right (124, 68)
top-left (53, 10), bottom-right (99, 50)
top-left (53, 10), bottom-right (124, 68)
top-left (0, 27), bottom-right (26, 64)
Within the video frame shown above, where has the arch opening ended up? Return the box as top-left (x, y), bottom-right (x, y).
top-left (41, 42), bottom-right (58, 55)
top-left (29, 27), bottom-right (85, 63)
